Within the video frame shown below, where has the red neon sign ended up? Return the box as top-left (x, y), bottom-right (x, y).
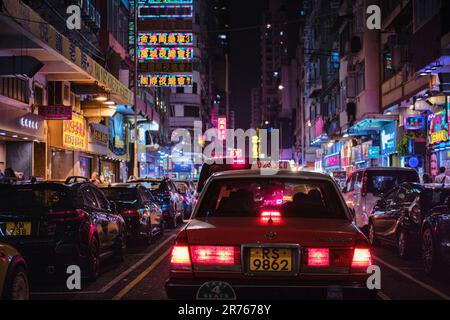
top-left (218, 117), bottom-right (227, 141)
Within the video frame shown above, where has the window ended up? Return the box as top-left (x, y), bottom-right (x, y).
top-left (414, 0), bottom-right (441, 29)
top-left (0, 77), bottom-right (29, 103)
top-left (92, 188), bottom-right (111, 211)
top-left (356, 61), bottom-right (365, 95)
top-left (82, 187), bottom-right (99, 209)
top-left (176, 87), bottom-right (184, 94)
top-left (193, 82), bottom-right (198, 94)
top-left (34, 85), bottom-right (44, 106)
top-left (184, 105), bottom-right (199, 117)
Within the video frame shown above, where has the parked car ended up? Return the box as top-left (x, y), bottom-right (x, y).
top-left (0, 178), bottom-right (127, 281)
top-left (342, 167), bottom-right (420, 231)
top-left (420, 191), bottom-right (450, 276)
top-left (130, 178), bottom-right (184, 228)
top-left (100, 184), bottom-right (163, 244)
top-left (173, 180), bottom-right (194, 219)
top-left (0, 243), bottom-right (29, 300)
top-left (166, 170), bottom-right (375, 300)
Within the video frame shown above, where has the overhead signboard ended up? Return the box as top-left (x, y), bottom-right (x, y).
top-left (139, 0), bottom-right (193, 3)
top-left (138, 61), bottom-right (192, 73)
top-left (63, 114), bottom-right (86, 150)
top-left (38, 105), bottom-right (72, 120)
top-left (138, 74), bottom-right (192, 87)
top-left (138, 32), bottom-right (193, 46)
top-left (404, 115), bottom-right (425, 130)
top-left (138, 47), bottom-right (193, 60)
top-left (218, 117), bottom-right (227, 141)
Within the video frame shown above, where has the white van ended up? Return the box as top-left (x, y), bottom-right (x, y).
top-left (342, 167), bottom-right (419, 231)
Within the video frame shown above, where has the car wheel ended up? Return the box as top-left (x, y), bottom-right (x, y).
top-left (368, 222), bottom-right (378, 246)
top-left (87, 236), bottom-right (100, 281)
top-left (397, 229), bottom-right (411, 259)
top-left (422, 228), bottom-right (443, 276)
top-left (3, 265), bottom-right (29, 300)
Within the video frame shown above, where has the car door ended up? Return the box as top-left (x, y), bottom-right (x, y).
top-left (80, 185), bottom-right (109, 251)
top-left (92, 187), bottom-right (121, 249)
top-left (371, 187), bottom-right (400, 239)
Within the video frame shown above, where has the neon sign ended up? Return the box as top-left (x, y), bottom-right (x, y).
top-left (138, 5), bottom-right (193, 19)
top-left (138, 47), bottom-right (193, 60)
top-left (428, 110), bottom-right (449, 145)
top-left (324, 153), bottom-right (340, 169)
top-left (138, 33), bottom-right (193, 46)
top-left (139, 0), bottom-right (192, 3)
top-left (404, 115), bottom-right (425, 130)
top-left (218, 117), bottom-right (227, 141)
top-left (138, 74), bottom-right (192, 87)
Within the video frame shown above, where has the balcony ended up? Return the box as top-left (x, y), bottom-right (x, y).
top-left (169, 116), bottom-right (201, 129)
top-left (170, 93), bottom-right (202, 106)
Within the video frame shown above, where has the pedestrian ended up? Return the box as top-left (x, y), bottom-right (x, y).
top-left (434, 167), bottom-right (450, 185)
top-left (422, 173), bottom-right (432, 184)
top-left (90, 171), bottom-right (100, 185)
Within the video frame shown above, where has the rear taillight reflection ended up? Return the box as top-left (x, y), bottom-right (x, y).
top-left (49, 209), bottom-right (86, 221)
top-left (260, 210), bottom-right (281, 224)
top-left (170, 245), bottom-right (191, 266)
top-left (351, 248), bottom-right (372, 269)
top-left (191, 246), bottom-right (237, 265)
top-left (307, 248), bottom-right (330, 267)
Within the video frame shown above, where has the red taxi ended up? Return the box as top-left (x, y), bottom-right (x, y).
top-left (166, 170), bottom-right (376, 300)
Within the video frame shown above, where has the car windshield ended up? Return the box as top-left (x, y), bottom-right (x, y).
top-left (197, 178), bottom-right (347, 219)
top-left (366, 171), bottom-right (419, 195)
top-left (174, 181), bottom-right (190, 194)
top-left (0, 185), bottom-right (72, 213)
top-left (132, 180), bottom-right (161, 191)
top-left (101, 188), bottom-right (137, 202)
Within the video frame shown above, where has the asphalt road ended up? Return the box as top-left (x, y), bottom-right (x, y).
top-left (29, 222), bottom-right (450, 301)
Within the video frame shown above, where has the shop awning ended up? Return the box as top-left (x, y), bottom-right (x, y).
top-left (0, 0), bottom-right (133, 105)
top-left (348, 114), bottom-right (398, 136)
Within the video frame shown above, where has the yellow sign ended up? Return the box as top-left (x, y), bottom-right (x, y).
top-left (431, 130), bottom-right (448, 145)
top-left (63, 114), bottom-right (86, 150)
top-left (3, 0), bottom-right (132, 104)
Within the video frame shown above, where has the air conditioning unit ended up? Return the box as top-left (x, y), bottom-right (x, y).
top-left (48, 81), bottom-right (71, 106)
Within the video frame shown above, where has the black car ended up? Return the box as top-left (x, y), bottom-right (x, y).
top-left (130, 178), bottom-right (183, 228)
top-left (0, 179), bottom-right (126, 281)
top-left (100, 184), bottom-right (163, 244)
top-left (368, 183), bottom-right (450, 260)
top-left (421, 194), bottom-right (450, 276)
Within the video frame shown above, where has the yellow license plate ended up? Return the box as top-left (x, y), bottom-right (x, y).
top-left (249, 248), bottom-right (293, 272)
top-left (5, 222), bottom-right (32, 236)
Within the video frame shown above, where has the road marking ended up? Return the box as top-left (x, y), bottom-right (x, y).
top-left (98, 234), bottom-right (176, 293)
top-left (374, 256), bottom-right (450, 300)
top-left (112, 248), bottom-right (171, 300)
top-left (377, 291), bottom-right (391, 300)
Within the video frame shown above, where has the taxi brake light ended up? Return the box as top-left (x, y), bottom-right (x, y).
top-left (170, 245), bottom-right (191, 266)
top-left (351, 248), bottom-right (372, 268)
top-left (190, 246), bottom-right (236, 265)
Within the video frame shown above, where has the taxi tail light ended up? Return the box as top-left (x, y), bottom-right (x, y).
top-left (170, 231), bottom-right (192, 271)
top-left (307, 248), bottom-right (330, 267)
top-left (351, 248), bottom-right (372, 270)
top-left (121, 209), bottom-right (139, 217)
top-left (190, 246), bottom-right (239, 265)
top-left (260, 210), bottom-right (282, 224)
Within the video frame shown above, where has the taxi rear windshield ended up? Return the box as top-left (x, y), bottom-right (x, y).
top-left (197, 178), bottom-right (347, 219)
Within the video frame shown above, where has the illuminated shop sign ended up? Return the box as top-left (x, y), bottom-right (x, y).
top-left (138, 74), bottom-right (192, 87)
top-left (38, 105), bottom-right (72, 120)
top-left (138, 5), bottom-right (193, 19)
top-left (138, 47), bottom-right (193, 60)
top-left (323, 153), bottom-right (340, 169)
top-left (218, 117), bottom-right (227, 141)
top-left (381, 122), bottom-right (397, 155)
top-left (404, 115), bottom-right (425, 130)
top-left (138, 32), bottom-right (193, 46)
top-left (63, 114), bottom-right (86, 150)
top-left (428, 110), bottom-right (449, 145)
top-left (109, 113), bottom-right (127, 156)
top-left (368, 146), bottom-right (380, 159)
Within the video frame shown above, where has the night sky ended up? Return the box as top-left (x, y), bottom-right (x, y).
top-left (229, 0), bottom-right (266, 130)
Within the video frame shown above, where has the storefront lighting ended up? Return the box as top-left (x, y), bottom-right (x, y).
top-left (23, 137), bottom-right (29, 140)
top-left (343, 133), bottom-right (349, 138)
top-left (103, 100), bottom-right (116, 105)
top-left (278, 85), bottom-right (285, 90)
top-left (95, 96), bottom-right (108, 102)
top-left (0, 132), bottom-right (5, 136)
top-left (12, 135), bottom-right (18, 138)
top-left (419, 72), bottom-right (428, 76)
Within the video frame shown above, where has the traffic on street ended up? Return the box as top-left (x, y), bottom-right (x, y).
top-left (1, 0), bottom-right (450, 311)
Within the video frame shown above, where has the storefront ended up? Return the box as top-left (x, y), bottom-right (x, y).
top-left (0, 105), bottom-right (46, 179)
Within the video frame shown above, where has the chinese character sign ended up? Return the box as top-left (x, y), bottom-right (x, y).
top-left (138, 4), bottom-right (193, 19)
top-left (218, 117), bottom-right (227, 141)
top-left (63, 114), bottom-right (86, 150)
top-left (138, 32), bottom-right (193, 46)
top-left (138, 47), bottom-right (193, 60)
top-left (139, 74), bottom-right (192, 87)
